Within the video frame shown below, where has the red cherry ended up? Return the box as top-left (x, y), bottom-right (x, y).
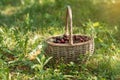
top-left (60, 39), bottom-right (65, 43)
top-left (80, 38), bottom-right (84, 42)
top-left (57, 40), bottom-right (61, 43)
top-left (63, 37), bottom-right (69, 41)
top-left (65, 40), bottom-right (68, 43)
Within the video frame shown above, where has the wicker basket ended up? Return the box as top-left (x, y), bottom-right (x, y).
top-left (45, 6), bottom-right (94, 63)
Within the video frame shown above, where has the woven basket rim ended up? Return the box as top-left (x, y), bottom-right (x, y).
top-left (46, 34), bottom-right (94, 46)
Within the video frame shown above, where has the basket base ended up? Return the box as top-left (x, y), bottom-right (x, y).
top-left (45, 53), bottom-right (92, 64)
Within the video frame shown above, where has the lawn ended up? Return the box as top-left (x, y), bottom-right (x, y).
top-left (0, 0), bottom-right (120, 80)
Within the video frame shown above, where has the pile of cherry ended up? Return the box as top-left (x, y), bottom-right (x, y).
top-left (53, 35), bottom-right (90, 44)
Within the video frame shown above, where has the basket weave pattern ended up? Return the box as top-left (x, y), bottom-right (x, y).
top-left (45, 6), bottom-right (94, 63)
top-left (46, 37), bottom-right (94, 63)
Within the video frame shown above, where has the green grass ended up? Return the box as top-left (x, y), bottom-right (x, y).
top-left (0, 0), bottom-right (120, 80)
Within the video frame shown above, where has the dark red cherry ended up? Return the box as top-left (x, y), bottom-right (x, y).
top-left (60, 39), bottom-right (65, 43)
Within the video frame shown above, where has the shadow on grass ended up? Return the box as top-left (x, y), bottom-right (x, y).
top-left (0, 0), bottom-right (100, 28)
top-left (0, 0), bottom-right (63, 28)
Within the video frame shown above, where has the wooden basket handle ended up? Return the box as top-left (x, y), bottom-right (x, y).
top-left (65, 6), bottom-right (73, 45)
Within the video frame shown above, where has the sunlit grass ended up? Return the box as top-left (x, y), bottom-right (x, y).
top-left (1, 6), bottom-right (21, 16)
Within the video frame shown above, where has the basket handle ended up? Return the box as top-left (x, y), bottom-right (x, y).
top-left (65, 6), bottom-right (73, 45)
